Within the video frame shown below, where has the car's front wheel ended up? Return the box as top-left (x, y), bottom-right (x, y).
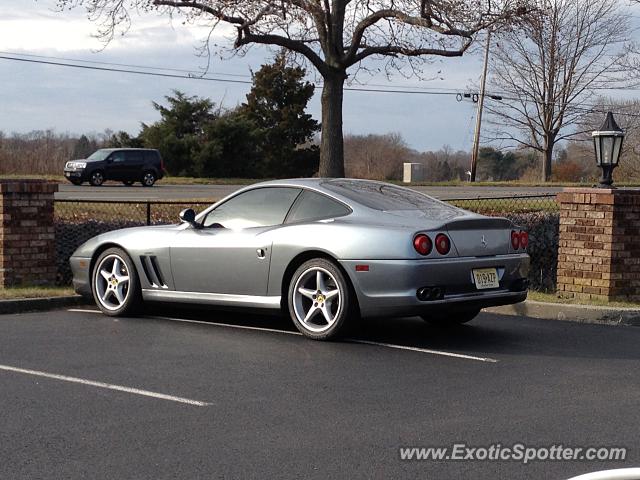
top-left (141, 171), bottom-right (156, 187)
top-left (288, 258), bottom-right (353, 340)
top-left (89, 170), bottom-right (105, 186)
top-left (421, 308), bottom-right (480, 326)
top-left (92, 247), bottom-right (141, 316)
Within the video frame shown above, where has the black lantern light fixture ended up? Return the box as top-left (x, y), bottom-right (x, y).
top-left (592, 112), bottom-right (624, 188)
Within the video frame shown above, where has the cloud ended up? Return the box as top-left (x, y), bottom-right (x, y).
top-left (0, 0), bottom-right (488, 151)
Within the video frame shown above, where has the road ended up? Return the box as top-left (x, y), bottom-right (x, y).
top-left (1, 307), bottom-right (637, 479)
top-left (55, 183), bottom-right (565, 201)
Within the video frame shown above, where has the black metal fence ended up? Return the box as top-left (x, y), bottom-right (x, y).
top-left (54, 195), bottom-right (559, 291)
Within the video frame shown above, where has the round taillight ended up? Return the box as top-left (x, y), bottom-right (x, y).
top-left (435, 233), bottom-right (451, 255)
top-left (511, 230), bottom-right (520, 250)
top-left (413, 234), bottom-right (432, 255)
top-left (520, 231), bottom-right (529, 249)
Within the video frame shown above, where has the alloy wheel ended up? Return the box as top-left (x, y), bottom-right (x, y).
top-left (90, 171), bottom-right (104, 186)
top-left (142, 172), bottom-right (156, 186)
top-left (292, 267), bottom-right (342, 333)
top-left (94, 254), bottom-right (131, 311)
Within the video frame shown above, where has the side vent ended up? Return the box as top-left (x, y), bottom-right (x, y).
top-left (140, 255), bottom-right (168, 288)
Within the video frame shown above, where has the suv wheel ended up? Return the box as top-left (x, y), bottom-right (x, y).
top-left (89, 170), bottom-right (105, 186)
top-left (142, 171), bottom-right (156, 187)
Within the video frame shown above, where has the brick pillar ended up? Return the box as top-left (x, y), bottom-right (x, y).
top-left (0, 180), bottom-right (58, 287)
top-left (557, 187), bottom-right (640, 302)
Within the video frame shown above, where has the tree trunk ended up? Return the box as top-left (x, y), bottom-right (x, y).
top-left (319, 73), bottom-right (346, 177)
top-left (541, 137), bottom-right (555, 182)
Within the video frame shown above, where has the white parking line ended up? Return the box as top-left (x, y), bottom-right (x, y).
top-left (0, 364), bottom-right (211, 407)
top-left (67, 309), bottom-right (498, 363)
top-left (345, 339), bottom-right (498, 363)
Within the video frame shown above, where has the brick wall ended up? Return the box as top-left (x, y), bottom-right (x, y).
top-left (0, 180), bottom-right (58, 287)
top-left (556, 187), bottom-right (640, 302)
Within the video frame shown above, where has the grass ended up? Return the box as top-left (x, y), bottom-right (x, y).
top-left (0, 286), bottom-right (75, 300)
top-left (529, 291), bottom-right (640, 309)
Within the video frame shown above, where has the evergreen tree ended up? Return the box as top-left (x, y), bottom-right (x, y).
top-left (72, 134), bottom-right (96, 159)
top-left (241, 55), bottom-right (320, 177)
top-left (139, 90), bottom-right (216, 176)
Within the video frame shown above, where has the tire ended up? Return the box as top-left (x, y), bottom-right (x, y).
top-left (421, 308), bottom-right (480, 326)
top-left (92, 247), bottom-right (142, 316)
top-left (123, 180), bottom-right (135, 186)
top-left (89, 170), bottom-right (105, 186)
top-left (288, 258), bottom-right (354, 340)
top-left (141, 171), bottom-right (156, 187)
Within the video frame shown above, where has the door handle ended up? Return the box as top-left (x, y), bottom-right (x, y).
top-left (256, 248), bottom-right (267, 259)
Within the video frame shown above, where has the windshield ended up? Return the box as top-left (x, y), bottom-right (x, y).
top-left (86, 149), bottom-right (112, 161)
top-left (322, 179), bottom-right (465, 219)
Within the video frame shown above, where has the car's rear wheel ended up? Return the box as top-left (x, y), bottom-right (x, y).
top-left (89, 170), bottom-right (105, 186)
top-left (123, 180), bottom-right (135, 186)
top-left (288, 258), bottom-right (353, 340)
top-left (421, 308), bottom-right (480, 326)
top-left (141, 171), bottom-right (156, 187)
top-left (92, 248), bottom-right (141, 316)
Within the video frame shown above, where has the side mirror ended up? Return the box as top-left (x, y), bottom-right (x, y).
top-left (179, 208), bottom-right (199, 228)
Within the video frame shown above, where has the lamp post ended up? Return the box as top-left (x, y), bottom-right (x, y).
top-left (592, 112), bottom-right (624, 188)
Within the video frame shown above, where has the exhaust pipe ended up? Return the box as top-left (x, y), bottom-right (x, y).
top-left (416, 287), bottom-right (444, 301)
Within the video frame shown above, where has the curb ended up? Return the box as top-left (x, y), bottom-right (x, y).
top-left (0, 295), bottom-right (88, 315)
top-left (484, 300), bottom-right (640, 326)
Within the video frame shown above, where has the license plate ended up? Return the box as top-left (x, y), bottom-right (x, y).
top-left (472, 268), bottom-right (499, 289)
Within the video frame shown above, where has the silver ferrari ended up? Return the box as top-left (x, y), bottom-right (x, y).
top-left (70, 179), bottom-right (530, 340)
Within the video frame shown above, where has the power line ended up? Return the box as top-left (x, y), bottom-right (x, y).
top-left (3, 53), bottom-right (640, 119)
top-left (0, 50), bottom-right (252, 79)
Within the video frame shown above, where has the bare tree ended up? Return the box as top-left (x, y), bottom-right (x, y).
top-left (57, 0), bottom-right (529, 177)
top-left (485, 0), bottom-right (629, 181)
top-left (344, 132), bottom-right (413, 179)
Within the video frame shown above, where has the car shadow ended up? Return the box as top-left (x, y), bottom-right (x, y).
top-left (140, 303), bottom-right (640, 362)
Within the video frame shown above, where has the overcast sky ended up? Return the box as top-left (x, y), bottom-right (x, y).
top-left (1, 0), bottom-right (637, 153)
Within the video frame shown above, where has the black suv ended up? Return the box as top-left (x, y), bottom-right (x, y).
top-left (64, 148), bottom-right (165, 187)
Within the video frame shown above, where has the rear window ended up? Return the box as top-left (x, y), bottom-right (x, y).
top-left (322, 180), bottom-right (464, 219)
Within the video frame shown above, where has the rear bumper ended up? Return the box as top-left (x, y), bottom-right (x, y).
top-left (341, 254), bottom-right (529, 318)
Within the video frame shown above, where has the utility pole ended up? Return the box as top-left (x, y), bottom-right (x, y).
top-left (470, 31), bottom-right (491, 182)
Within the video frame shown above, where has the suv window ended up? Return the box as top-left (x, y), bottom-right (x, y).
top-left (203, 187), bottom-right (301, 229)
top-left (286, 190), bottom-right (351, 223)
top-left (144, 150), bottom-right (159, 163)
top-left (126, 150), bottom-right (144, 163)
top-left (109, 151), bottom-right (126, 163)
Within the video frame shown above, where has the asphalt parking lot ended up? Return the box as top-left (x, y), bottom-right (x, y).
top-left (1, 307), bottom-right (638, 479)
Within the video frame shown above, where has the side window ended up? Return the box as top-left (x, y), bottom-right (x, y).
top-left (203, 187), bottom-right (301, 229)
top-left (286, 190), bottom-right (351, 223)
top-left (109, 151), bottom-right (126, 163)
top-left (126, 151), bottom-right (144, 164)
top-left (144, 151), bottom-right (159, 163)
